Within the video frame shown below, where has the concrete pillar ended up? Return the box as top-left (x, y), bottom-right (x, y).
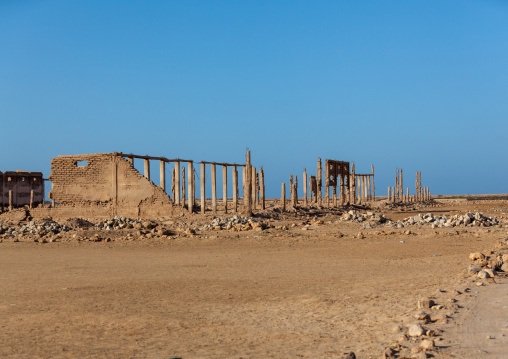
top-left (351, 163), bottom-right (356, 204)
top-left (406, 187), bottom-right (409, 203)
top-left (181, 166), bottom-right (186, 208)
top-left (251, 166), bottom-right (256, 210)
top-left (189, 163), bottom-right (194, 212)
top-left (160, 161), bottom-right (166, 192)
top-left (260, 168), bottom-right (265, 210)
top-left (223, 165), bottom-right (228, 214)
top-left (371, 165), bottom-right (375, 201)
top-left (317, 158), bottom-right (322, 205)
top-left (211, 164), bottom-right (217, 213)
top-left (367, 175), bottom-right (371, 201)
top-left (281, 183), bottom-right (286, 211)
top-left (339, 174), bottom-right (344, 206)
top-left (243, 151), bottom-right (252, 215)
top-left (30, 190), bottom-right (34, 209)
top-left (175, 162), bottom-right (180, 205)
top-left (233, 165), bottom-right (238, 213)
top-left (303, 168), bottom-right (308, 206)
top-left (144, 159), bottom-right (150, 181)
top-left (324, 160), bottom-right (329, 207)
top-left (9, 190), bottom-right (13, 210)
top-left (387, 187), bottom-right (391, 202)
top-left (289, 175), bottom-right (294, 208)
top-left (200, 163), bottom-right (206, 214)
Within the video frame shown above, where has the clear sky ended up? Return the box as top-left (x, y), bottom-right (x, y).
top-left (1, 1), bottom-right (507, 198)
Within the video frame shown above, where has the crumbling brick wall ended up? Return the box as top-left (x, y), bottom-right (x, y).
top-left (48, 153), bottom-right (183, 218)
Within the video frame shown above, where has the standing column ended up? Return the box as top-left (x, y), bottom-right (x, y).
top-left (371, 165), bottom-right (375, 201)
top-left (233, 165), bottom-right (238, 213)
top-left (351, 163), bottom-right (356, 204)
top-left (243, 151), bottom-right (252, 215)
top-left (259, 168), bottom-right (265, 210)
top-left (200, 163), bottom-right (206, 214)
top-left (325, 160), bottom-right (330, 207)
top-left (339, 175), bottom-right (345, 206)
top-left (251, 166), bottom-right (257, 210)
top-left (317, 158), bottom-right (322, 205)
top-left (406, 187), bottom-right (409, 202)
top-left (281, 183), bottom-right (286, 211)
top-left (396, 170), bottom-right (399, 200)
top-left (400, 169), bottom-right (403, 203)
top-left (223, 165), bottom-right (228, 214)
top-left (211, 164), bottom-right (217, 213)
top-left (415, 171), bottom-right (419, 202)
top-left (387, 187), bottom-right (391, 202)
top-left (367, 175), bottom-right (371, 201)
top-left (144, 159), bottom-right (150, 181)
top-left (9, 190), bottom-right (13, 210)
top-left (290, 175), bottom-right (294, 208)
top-left (174, 162), bottom-right (180, 205)
top-left (181, 166), bottom-right (186, 208)
top-left (30, 190), bottom-right (34, 209)
top-left (160, 161), bottom-right (166, 192)
top-left (189, 163), bottom-right (195, 212)
top-left (303, 168), bottom-right (308, 206)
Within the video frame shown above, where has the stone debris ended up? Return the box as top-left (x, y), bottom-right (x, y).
top-left (407, 323), bottom-right (425, 337)
top-left (0, 220), bottom-right (71, 236)
top-left (200, 215), bottom-right (265, 231)
top-left (395, 212), bottom-right (499, 228)
top-left (95, 216), bottom-right (143, 230)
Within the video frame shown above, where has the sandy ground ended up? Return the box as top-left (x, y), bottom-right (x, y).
top-left (1, 199), bottom-right (507, 358)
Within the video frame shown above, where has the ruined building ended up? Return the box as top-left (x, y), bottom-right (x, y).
top-left (0, 171), bottom-right (44, 210)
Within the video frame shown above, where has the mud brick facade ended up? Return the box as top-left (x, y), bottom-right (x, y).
top-left (0, 171), bottom-right (44, 208)
top-left (48, 153), bottom-right (184, 218)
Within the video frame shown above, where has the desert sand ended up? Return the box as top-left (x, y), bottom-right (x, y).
top-left (1, 198), bottom-right (507, 358)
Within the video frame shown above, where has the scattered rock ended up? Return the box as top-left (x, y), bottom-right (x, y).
top-left (407, 323), bottom-right (425, 337)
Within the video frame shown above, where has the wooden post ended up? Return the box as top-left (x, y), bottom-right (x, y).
top-left (233, 165), bottom-right (238, 213)
top-left (317, 158), bottom-right (322, 205)
top-left (251, 166), bottom-right (257, 210)
top-left (281, 183), bottom-right (286, 211)
top-left (223, 165), bottom-right (228, 214)
top-left (144, 159), bottom-right (150, 181)
top-left (211, 164), bottom-right (217, 213)
top-left (160, 161), bottom-right (166, 192)
top-left (303, 168), bottom-right (308, 206)
top-left (174, 162), bottom-right (180, 205)
top-left (260, 168), bottom-right (265, 210)
top-left (29, 190), bottom-right (34, 209)
top-left (243, 151), bottom-right (252, 215)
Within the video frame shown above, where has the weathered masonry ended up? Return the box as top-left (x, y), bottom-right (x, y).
top-left (47, 151), bottom-right (261, 218)
top-left (0, 171), bottom-right (44, 211)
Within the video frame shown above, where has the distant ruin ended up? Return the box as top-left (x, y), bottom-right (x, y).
top-left (1, 171), bottom-right (44, 210)
top-left (1, 151), bottom-right (433, 219)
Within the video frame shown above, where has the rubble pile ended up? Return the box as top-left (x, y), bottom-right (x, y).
top-left (395, 212), bottom-right (499, 228)
top-left (95, 216), bottom-right (143, 230)
top-left (0, 220), bottom-right (72, 236)
top-left (200, 215), bottom-right (265, 231)
top-left (339, 210), bottom-right (389, 224)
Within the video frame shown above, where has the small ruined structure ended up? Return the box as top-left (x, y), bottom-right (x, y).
top-left (284, 158), bottom-right (375, 209)
top-left (45, 151), bottom-right (260, 218)
top-left (389, 169), bottom-right (432, 203)
top-left (0, 171), bottom-right (44, 211)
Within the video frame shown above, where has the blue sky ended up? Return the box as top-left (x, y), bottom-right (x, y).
top-left (1, 1), bottom-right (507, 197)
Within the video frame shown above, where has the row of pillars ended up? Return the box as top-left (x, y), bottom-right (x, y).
top-left (133, 151), bottom-right (264, 215)
top-left (388, 170), bottom-right (432, 202)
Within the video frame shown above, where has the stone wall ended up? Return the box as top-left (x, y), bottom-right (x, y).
top-left (48, 153), bottom-right (184, 218)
